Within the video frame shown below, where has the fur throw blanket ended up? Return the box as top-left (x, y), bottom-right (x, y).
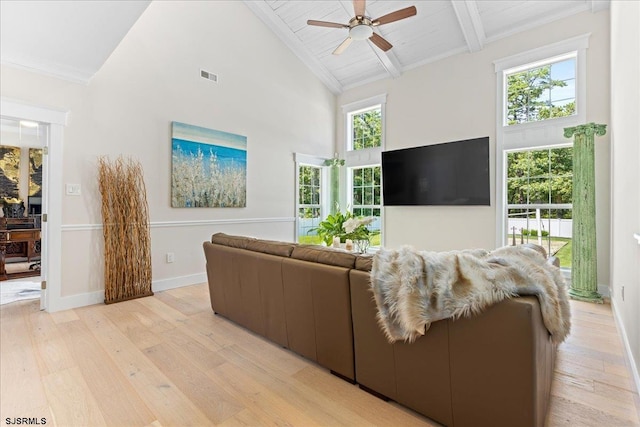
top-left (370, 244), bottom-right (571, 345)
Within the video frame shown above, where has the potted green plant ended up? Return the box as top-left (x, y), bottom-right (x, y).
top-left (309, 210), bottom-right (353, 246)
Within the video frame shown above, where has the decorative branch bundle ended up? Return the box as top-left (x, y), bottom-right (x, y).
top-left (98, 156), bottom-right (153, 304)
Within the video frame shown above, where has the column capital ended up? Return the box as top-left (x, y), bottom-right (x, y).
top-left (564, 122), bottom-right (607, 139)
top-left (324, 158), bottom-right (345, 167)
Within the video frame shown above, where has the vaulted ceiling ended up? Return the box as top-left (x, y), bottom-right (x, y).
top-left (0, 0), bottom-right (151, 84)
top-left (0, 0), bottom-right (608, 93)
top-left (246, 0), bottom-right (610, 93)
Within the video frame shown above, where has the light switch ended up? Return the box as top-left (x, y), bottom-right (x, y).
top-left (66, 184), bottom-right (81, 196)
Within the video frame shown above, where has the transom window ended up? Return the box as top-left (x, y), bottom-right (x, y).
top-left (506, 54), bottom-right (576, 126)
top-left (349, 105), bottom-right (382, 150)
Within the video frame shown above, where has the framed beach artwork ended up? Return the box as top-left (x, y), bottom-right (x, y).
top-left (171, 121), bottom-right (247, 208)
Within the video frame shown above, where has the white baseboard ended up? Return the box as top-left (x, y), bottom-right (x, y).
top-left (49, 273), bottom-right (207, 312)
top-left (598, 283), bottom-right (610, 298)
top-left (52, 290), bottom-right (105, 312)
top-left (152, 273), bottom-right (207, 292)
top-left (611, 298), bottom-right (640, 395)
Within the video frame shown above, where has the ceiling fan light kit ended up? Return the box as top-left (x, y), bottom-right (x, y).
top-left (307, 0), bottom-right (417, 55)
top-left (349, 18), bottom-right (373, 40)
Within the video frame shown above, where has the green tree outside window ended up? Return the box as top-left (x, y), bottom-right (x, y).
top-left (351, 107), bottom-right (382, 149)
top-left (298, 165), bottom-right (323, 244)
top-left (351, 165), bottom-right (381, 244)
top-left (507, 58), bottom-right (576, 125)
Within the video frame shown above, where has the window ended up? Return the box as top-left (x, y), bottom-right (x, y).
top-left (350, 166), bottom-right (381, 246)
top-left (506, 147), bottom-right (573, 266)
top-left (506, 55), bottom-right (576, 125)
top-left (294, 152), bottom-right (328, 244)
top-left (495, 34), bottom-right (589, 273)
top-left (297, 164), bottom-right (323, 244)
top-left (349, 106), bottom-right (382, 150)
top-left (343, 95), bottom-right (386, 249)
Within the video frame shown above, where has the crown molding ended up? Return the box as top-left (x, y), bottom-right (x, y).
top-left (1, 59), bottom-right (91, 85)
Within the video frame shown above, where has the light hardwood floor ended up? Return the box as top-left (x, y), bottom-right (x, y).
top-left (1, 283), bottom-right (639, 426)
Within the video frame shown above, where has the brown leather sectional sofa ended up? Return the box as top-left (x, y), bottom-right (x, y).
top-left (203, 233), bottom-right (557, 427)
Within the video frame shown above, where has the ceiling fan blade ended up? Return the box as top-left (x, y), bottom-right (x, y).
top-left (371, 6), bottom-right (417, 26)
top-left (353, 0), bottom-right (366, 17)
top-left (333, 37), bottom-right (353, 55)
top-left (307, 19), bottom-right (348, 29)
top-left (369, 32), bottom-right (392, 52)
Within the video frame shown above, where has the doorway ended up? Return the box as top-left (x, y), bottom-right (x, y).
top-left (1, 99), bottom-right (66, 312)
top-left (0, 117), bottom-right (46, 307)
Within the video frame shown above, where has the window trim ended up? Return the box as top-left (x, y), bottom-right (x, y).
top-left (342, 94), bottom-right (387, 154)
top-left (494, 34), bottom-right (589, 250)
top-left (347, 105), bottom-right (383, 151)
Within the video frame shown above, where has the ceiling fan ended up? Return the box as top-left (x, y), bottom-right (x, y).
top-left (307, 0), bottom-right (417, 55)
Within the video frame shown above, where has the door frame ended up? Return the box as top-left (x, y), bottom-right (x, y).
top-left (1, 98), bottom-right (67, 312)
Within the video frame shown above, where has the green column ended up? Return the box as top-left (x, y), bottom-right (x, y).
top-left (563, 123), bottom-right (607, 303)
top-left (324, 157), bottom-right (344, 215)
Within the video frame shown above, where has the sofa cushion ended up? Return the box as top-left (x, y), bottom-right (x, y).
top-left (211, 233), bottom-right (254, 249)
top-left (355, 254), bottom-right (374, 272)
top-left (291, 245), bottom-right (356, 269)
top-left (282, 259), bottom-right (355, 380)
top-left (246, 239), bottom-right (296, 257)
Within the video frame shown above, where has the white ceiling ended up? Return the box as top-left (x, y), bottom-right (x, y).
top-left (0, 0), bottom-right (608, 92)
top-left (246, 0), bottom-right (610, 93)
top-left (0, 0), bottom-right (151, 83)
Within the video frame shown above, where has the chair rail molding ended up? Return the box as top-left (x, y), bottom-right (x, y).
top-left (61, 217), bottom-right (296, 232)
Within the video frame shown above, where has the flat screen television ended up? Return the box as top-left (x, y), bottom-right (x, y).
top-left (381, 137), bottom-right (490, 206)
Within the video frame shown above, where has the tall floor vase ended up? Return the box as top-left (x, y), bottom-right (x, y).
top-left (563, 123), bottom-right (607, 303)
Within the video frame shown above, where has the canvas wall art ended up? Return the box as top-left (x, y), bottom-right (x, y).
top-left (0, 146), bottom-right (20, 200)
top-left (171, 121), bottom-right (247, 208)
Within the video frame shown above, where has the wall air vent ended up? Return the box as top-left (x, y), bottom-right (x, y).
top-left (200, 69), bottom-right (218, 83)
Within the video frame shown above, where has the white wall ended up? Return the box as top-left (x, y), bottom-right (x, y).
top-left (0, 1), bottom-right (336, 306)
top-left (610, 0), bottom-right (640, 391)
top-left (337, 10), bottom-right (611, 286)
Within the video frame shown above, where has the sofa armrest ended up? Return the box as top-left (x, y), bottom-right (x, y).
top-left (350, 269), bottom-right (454, 426)
top-left (448, 297), bottom-right (556, 427)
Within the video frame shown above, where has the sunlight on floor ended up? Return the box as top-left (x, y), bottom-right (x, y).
top-left (0, 278), bottom-right (40, 305)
